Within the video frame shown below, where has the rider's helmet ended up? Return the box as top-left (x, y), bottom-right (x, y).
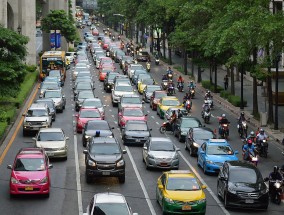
top-left (190, 80), bottom-right (193, 83)
top-left (259, 128), bottom-right (264, 135)
top-left (250, 131), bottom-right (255, 138)
top-left (247, 139), bottom-right (253, 146)
top-left (241, 112), bottom-right (245, 117)
top-left (207, 90), bottom-right (211, 94)
top-left (168, 67), bottom-right (171, 70)
top-left (222, 114), bottom-right (226, 119)
top-left (273, 166), bottom-right (279, 174)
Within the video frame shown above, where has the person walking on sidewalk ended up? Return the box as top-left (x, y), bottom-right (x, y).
top-left (224, 75), bottom-right (229, 90)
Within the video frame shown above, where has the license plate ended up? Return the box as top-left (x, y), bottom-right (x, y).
top-left (245, 199), bottom-right (254, 204)
top-left (25, 186), bottom-right (33, 191)
top-left (160, 163), bottom-right (167, 166)
top-left (135, 139), bottom-right (140, 142)
top-left (182, 205), bottom-right (191, 210)
top-left (102, 171), bottom-right (110, 176)
top-left (48, 153), bottom-right (54, 156)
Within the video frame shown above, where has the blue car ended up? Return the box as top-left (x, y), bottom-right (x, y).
top-left (197, 139), bottom-right (239, 174)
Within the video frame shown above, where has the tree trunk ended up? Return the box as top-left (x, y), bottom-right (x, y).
top-left (183, 48), bottom-right (188, 75)
top-left (230, 65), bottom-right (235, 95)
top-left (214, 63), bottom-right (217, 93)
top-left (252, 48), bottom-right (259, 117)
top-left (197, 66), bottom-right (202, 83)
top-left (156, 28), bottom-right (161, 56)
top-left (168, 41), bottom-right (172, 65)
top-left (236, 66), bottom-right (240, 81)
top-left (266, 44), bottom-right (273, 124)
top-left (162, 32), bottom-right (166, 58)
top-left (150, 26), bottom-right (154, 53)
top-left (135, 23), bottom-right (139, 44)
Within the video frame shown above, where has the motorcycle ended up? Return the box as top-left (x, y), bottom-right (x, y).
top-left (189, 87), bottom-right (195, 98)
top-left (243, 148), bottom-right (258, 166)
top-left (167, 85), bottom-right (174, 96)
top-left (106, 50), bottom-right (110, 57)
top-left (167, 73), bottom-right (173, 81)
top-left (126, 47), bottom-right (131, 55)
top-left (112, 35), bottom-right (115, 41)
top-left (257, 139), bottom-right (268, 158)
top-left (161, 80), bottom-right (168, 90)
top-left (203, 109), bottom-right (211, 124)
top-left (238, 120), bottom-right (248, 138)
top-left (205, 97), bottom-right (213, 109)
top-left (146, 62), bottom-right (151, 72)
top-left (177, 82), bottom-right (184, 92)
top-left (269, 179), bottom-right (283, 205)
top-left (159, 121), bottom-right (173, 134)
top-left (130, 50), bottom-right (135, 57)
top-left (219, 123), bottom-right (230, 139)
top-left (118, 35), bottom-right (121, 40)
top-left (155, 58), bottom-right (160, 65)
top-left (184, 99), bottom-right (191, 112)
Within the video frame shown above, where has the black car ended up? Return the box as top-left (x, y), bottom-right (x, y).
top-left (137, 51), bottom-right (150, 62)
top-left (75, 90), bottom-right (95, 111)
top-left (104, 72), bottom-right (117, 92)
top-left (142, 85), bottom-right (161, 103)
top-left (185, 127), bottom-right (216, 156)
top-left (122, 121), bottom-right (151, 145)
top-left (82, 120), bottom-right (114, 147)
top-left (217, 161), bottom-right (269, 210)
top-left (174, 116), bottom-right (203, 142)
top-left (83, 137), bottom-right (126, 183)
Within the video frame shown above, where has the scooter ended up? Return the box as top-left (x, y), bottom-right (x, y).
top-left (238, 120), bottom-right (248, 138)
top-left (256, 139), bottom-right (268, 158)
top-left (177, 82), bottom-right (184, 92)
top-left (167, 73), bottom-right (173, 81)
top-left (161, 80), bottom-right (168, 90)
top-left (155, 58), bottom-right (160, 65)
top-left (203, 109), bottom-right (211, 124)
top-left (269, 179), bottom-right (283, 205)
top-left (167, 86), bottom-right (174, 96)
top-left (189, 87), bottom-right (195, 98)
top-left (184, 100), bottom-right (191, 112)
top-left (219, 123), bottom-right (230, 139)
top-left (159, 121), bottom-right (173, 134)
top-left (243, 148), bottom-right (258, 166)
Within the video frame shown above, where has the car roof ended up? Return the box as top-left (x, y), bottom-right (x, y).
top-left (192, 127), bottom-right (214, 133)
top-left (162, 96), bottom-right (178, 100)
top-left (29, 103), bottom-right (48, 109)
top-left (91, 137), bottom-right (117, 144)
top-left (126, 120), bottom-right (147, 125)
top-left (150, 137), bottom-right (172, 142)
top-left (17, 148), bottom-right (45, 159)
top-left (166, 170), bottom-right (195, 178)
top-left (226, 160), bottom-right (258, 169)
top-left (94, 192), bottom-right (126, 204)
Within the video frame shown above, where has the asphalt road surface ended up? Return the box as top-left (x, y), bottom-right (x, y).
top-left (0, 25), bottom-right (283, 215)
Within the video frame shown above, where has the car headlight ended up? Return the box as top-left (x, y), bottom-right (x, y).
top-left (173, 153), bottom-right (179, 159)
top-left (11, 177), bottom-right (19, 184)
top-left (85, 135), bottom-right (91, 139)
top-left (24, 121), bottom-right (31, 126)
top-left (124, 135), bottom-right (131, 139)
top-left (42, 121), bottom-right (49, 126)
top-left (196, 198), bottom-right (206, 204)
top-left (181, 131), bottom-right (187, 135)
top-left (193, 142), bottom-right (199, 148)
top-left (117, 159), bottom-right (125, 167)
top-left (148, 154), bottom-right (154, 159)
top-left (260, 187), bottom-right (269, 194)
top-left (59, 146), bottom-right (67, 150)
top-left (228, 186), bottom-right (237, 194)
top-left (88, 160), bottom-right (96, 166)
top-left (40, 176), bottom-right (48, 184)
top-left (164, 197), bottom-right (174, 203)
top-left (206, 160), bottom-right (214, 164)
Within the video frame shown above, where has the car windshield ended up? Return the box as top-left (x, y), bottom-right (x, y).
top-left (122, 97), bottom-right (140, 104)
top-left (38, 131), bottom-right (64, 141)
top-left (134, 70), bottom-right (147, 76)
top-left (181, 119), bottom-right (200, 128)
top-left (101, 59), bottom-right (112, 64)
top-left (194, 131), bottom-right (214, 140)
top-left (142, 79), bottom-right (155, 85)
top-left (207, 145), bottom-right (234, 155)
top-left (75, 79), bottom-right (92, 84)
top-left (166, 177), bottom-right (201, 191)
top-left (139, 51), bottom-right (148, 56)
top-left (150, 141), bottom-right (174, 151)
top-left (108, 73), bottom-right (117, 80)
top-left (138, 74), bottom-right (150, 81)
top-left (14, 158), bottom-right (46, 171)
top-left (229, 168), bottom-right (260, 183)
top-left (76, 84), bottom-right (92, 90)
top-left (93, 203), bottom-right (129, 215)
top-left (45, 91), bottom-right (61, 98)
top-left (36, 101), bottom-right (54, 109)
top-left (126, 123), bottom-right (147, 131)
top-left (49, 70), bottom-right (61, 77)
top-left (27, 109), bottom-right (48, 117)
top-left (80, 110), bottom-right (100, 118)
top-left (147, 86), bottom-right (161, 93)
top-left (131, 65), bottom-right (144, 70)
top-left (155, 92), bottom-right (167, 99)
top-left (115, 85), bottom-right (133, 91)
top-left (123, 109), bottom-right (144, 117)
top-left (162, 99), bottom-right (180, 106)
top-left (90, 143), bottom-right (120, 155)
top-left (87, 122), bottom-right (108, 130)
top-left (44, 77), bottom-right (58, 82)
top-left (82, 100), bottom-right (102, 107)
top-left (78, 92), bottom-right (94, 99)
top-left (41, 82), bottom-right (60, 90)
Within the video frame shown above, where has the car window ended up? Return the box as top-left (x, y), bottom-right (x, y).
top-left (45, 91), bottom-right (61, 98)
top-left (207, 145), bottom-right (233, 155)
top-left (87, 122), bottom-right (108, 130)
top-left (122, 97), bottom-right (140, 104)
top-left (90, 143), bottom-right (120, 155)
top-left (83, 100), bottom-right (102, 107)
top-left (162, 99), bottom-right (180, 106)
top-left (193, 130), bottom-right (214, 140)
top-left (150, 141), bottom-right (174, 151)
top-left (27, 109), bottom-right (48, 117)
top-left (38, 131), bottom-right (64, 141)
top-left (80, 110), bottom-right (100, 118)
top-left (123, 109), bottom-right (144, 117)
top-left (126, 123), bottom-right (147, 131)
top-left (181, 119), bottom-right (200, 128)
top-left (229, 168), bottom-right (261, 183)
top-left (93, 203), bottom-right (129, 215)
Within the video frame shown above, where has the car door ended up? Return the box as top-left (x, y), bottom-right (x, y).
top-left (198, 143), bottom-right (207, 165)
top-left (218, 163), bottom-right (229, 197)
top-left (157, 173), bottom-right (166, 203)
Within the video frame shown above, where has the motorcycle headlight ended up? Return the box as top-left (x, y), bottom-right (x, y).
top-left (88, 160), bottom-right (96, 167)
top-left (85, 135), bottom-right (91, 140)
top-left (164, 197), bottom-right (174, 203)
top-left (11, 177), bottom-right (19, 184)
top-left (275, 182), bottom-right (281, 189)
top-left (40, 176), bottom-right (48, 184)
top-left (117, 159), bottom-right (125, 167)
top-left (193, 142), bottom-right (199, 148)
top-left (181, 131), bottom-right (187, 135)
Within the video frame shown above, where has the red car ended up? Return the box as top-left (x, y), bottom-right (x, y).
top-left (118, 107), bottom-right (147, 128)
top-left (98, 57), bottom-right (114, 70)
top-left (75, 108), bottom-right (103, 133)
top-left (99, 67), bottom-right (115, 81)
top-left (150, 90), bottom-right (167, 110)
top-left (92, 29), bottom-right (99, 36)
top-left (7, 148), bottom-right (53, 197)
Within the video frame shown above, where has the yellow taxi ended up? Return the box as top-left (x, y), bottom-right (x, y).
top-left (138, 78), bottom-right (156, 94)
top-left (156, 170), bottom-right (207, 215)
top-left (157, 96), bottom-right (183, 119)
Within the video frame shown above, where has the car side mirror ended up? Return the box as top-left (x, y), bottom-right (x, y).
top-left (103, 105), bottom-right (106, 107)
top-left (142, 101), bottom-right (145, 104)
top-left (7, 165), bottom-right (12, 169)
top-left (143, 146), bottom-right (147, 150)
top-left (48, 164), bottom-right (53, 169)
top-left (176, 148), bottom-right (180, 151)
top-left (66, 137), bottom-right (69, 140)
top-left (201, 184), bottom-right (207, 189)
top-left (32, 137), bottom-right (37, 141)
top-left (149, 128), bottom-right (152, 131)
top-left (83, 150), bottom-right (88, 154)
top-left (158, 184), bottom-right (163, 189)
top-left (122, 150), bottom-right (127, 154)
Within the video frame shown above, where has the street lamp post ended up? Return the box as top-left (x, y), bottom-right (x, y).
top-left (113, 14), bottom-right (125, 35)
top-left (274, 54), bottom-right (281, 130)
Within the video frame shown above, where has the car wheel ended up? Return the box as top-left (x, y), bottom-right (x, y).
top-left (86, 173), bottom-right (92, 184)
top-left (162, 201), bottom-right (168, 215)
top-left (45, 193), bottom-right (50, 198)
top-left (224, 192), bottom-right (229, 209)
top-left (63, 156), bottom-right (67, 161)
top-left (118, 175), bottom-right (125, 183)
top-left (203, 163), bottom-right (207, 175)
top-left (178, 133), bottom-right (183, 142)
top-left (217, 182), bottom-right (222, 198)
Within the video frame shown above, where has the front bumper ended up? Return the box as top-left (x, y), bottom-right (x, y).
top-left (45, 148), bottom-right (67, 158)
top-left (203, 162), bottom-right (222, 173)
top-left (10, 182), bottom-right (50, 195)
top-left (123, 137), bottom-right (148, 145)
top-left (23, 125), bottom-right (49, 131)
top-left (163, 199), bottom-right (206, 214)
top-left (112, 95), bottom-right (121, 104)
top-left (86, 168), bottom-right (125, 178)
top-left (146, 157), bottom-right (179, 169)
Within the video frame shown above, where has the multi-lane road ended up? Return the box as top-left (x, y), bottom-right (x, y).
top-left (0, 25), bottom-right (283, 215)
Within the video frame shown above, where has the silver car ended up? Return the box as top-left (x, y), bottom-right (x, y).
top-left (33, 128), bottom-right (69, 159)
top-left (142, 137), bottom-right (180, 170)
top-left (111, 84), bottom-right (136, 106)
top-left (43, 89), bottom-right (66, 113)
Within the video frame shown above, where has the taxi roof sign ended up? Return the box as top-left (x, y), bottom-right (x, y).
top-left (168, 170), bottom-right (192, 174)
top-left (209, 139), bottom-right (227, 143)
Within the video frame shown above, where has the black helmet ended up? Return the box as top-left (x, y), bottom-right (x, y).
top-left (250, 131), bottom-right (255, 137)
top-left (260, 128), bottom-right (264, 134)
top-left (241, 112), bottom-right (245, 116)
top-left (172, 110), bottom-right (176, 114)
top-left (273, 166), bottom-right (279, 173)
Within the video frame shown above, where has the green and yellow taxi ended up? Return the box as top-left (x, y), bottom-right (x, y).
top-left (137, 78), bottom-right (156, 94)
top-left (157, 96), bottom-right (183, 119)
top-left (156, 170), bottom-right (207, 215)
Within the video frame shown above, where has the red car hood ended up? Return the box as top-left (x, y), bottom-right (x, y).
top-left (13, 170), bottom-right (47, 181)
top-left (79, 117), bottom-right (102, 124)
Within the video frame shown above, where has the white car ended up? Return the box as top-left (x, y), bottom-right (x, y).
top-left (127, 64), bottom-right (144, 79)
top-left (111, 84), bottom-right (136, 106)
top-left (66, 52), bottom-right (76, 63)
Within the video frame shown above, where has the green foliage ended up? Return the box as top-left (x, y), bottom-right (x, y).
top-left (220, 90), bottom-right (231, 99)
top-left (228, 95), bottom-right (247, 107)
top-left (201, 80), bottom-right (211, 89)
top-left (201, 80), bottom-right (223, 93)
top-left (41, 10), bottom-right (77, 42)
top-left (0, 121), bottom-right (8, 140)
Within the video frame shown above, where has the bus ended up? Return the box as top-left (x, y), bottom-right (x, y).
top-left (40, 51), bottom-right (66, 82)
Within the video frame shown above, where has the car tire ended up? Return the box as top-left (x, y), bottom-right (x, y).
top-left (178, 133), bottom-right (183, 142)
top-left (45, 193), bottom-right (50, 198)
top-left (118, 175), bottom-right (125, 183)
top-left (63, 156), bottom-right (67, 161)
top-left (224, 193), bottom-right (229, 209)
top-left (203, 163), bottom-right (207, 175)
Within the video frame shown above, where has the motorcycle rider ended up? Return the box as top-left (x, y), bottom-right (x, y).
top-left (170, 110), bottom-right (177, 132)
top-left (177, 109), bottom-right (183, 119)
top-left (218, 114), bottom-right (230, 136)
top-left (166, 67), bottom-right (173, 80)
top-left (146, 59), bottom-right (151, 72)
top-left (269, 166), bottom-right (283, 201)
top-left (188, 80), bottom-right (195, 89)
top-left (177, 75), bottom-right (184, 90)
top-left (242, 139), bottom-right (256, 161)
top-left (162, 74), bottom-right (168, 81)
top-left (183, 93), bottom-right (192, 106)
top-left (167, 80), bottom-right (175, 94)
top-left (238, 112), bottom-right (247, 133)
top-left (201, 100), bottom-right (210, 118)
top-left (256, 128), bottom-right (268, 145)
top-left (246, 131), bottom-right (256, 143)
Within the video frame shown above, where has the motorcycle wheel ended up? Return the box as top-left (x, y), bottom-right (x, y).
top-left (275, 194), bottom-right (281, 205)
top-left (159, 126), bottom-right (166, 134)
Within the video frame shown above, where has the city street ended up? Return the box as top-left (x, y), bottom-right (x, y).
top-left (0, 24), bottom-right (283, 215)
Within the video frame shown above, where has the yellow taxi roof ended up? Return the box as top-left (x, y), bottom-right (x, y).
top-left (166, 170), bottom-right (195, 178)
top-left (162, 96), bottom-right (179, 101)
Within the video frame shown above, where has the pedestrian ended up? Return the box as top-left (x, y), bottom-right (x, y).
top-left (224, 75), bottom-right (229, 90)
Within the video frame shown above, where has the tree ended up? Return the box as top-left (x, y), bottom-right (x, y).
top-left (41, 10), bottom-right (77, 42)
top-left (0, 25), bottom-right (29, 97)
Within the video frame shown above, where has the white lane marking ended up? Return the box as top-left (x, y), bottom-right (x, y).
top-left (125, 146), bottom-right (157, 215)
top-left (36, 41), bottom-right (41, 52)
top-left (151, 116), bottom-right (155, 119)
top-left (156, 122), bottom-right (159, 125)
top-left (74, 135), bottom-right (83, 215)
top-left (178, 151), bottom-right (230, 215)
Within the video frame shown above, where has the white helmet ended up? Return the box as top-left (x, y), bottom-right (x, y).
top-left (204, 101), bottom-right (208, 104)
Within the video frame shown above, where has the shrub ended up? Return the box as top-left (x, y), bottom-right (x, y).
top-left (201, 80), bottom-right (223, 93)
top-left (201, 80), bottom-right (211, 89)
top-left (68, 47), bottom-right (75, 52)
top-left (228, 95), bottom-right (247, 107)
top-left (0, 121), bottom-right (8, 140)
top-left (220, 90), bottom-right (231, 99)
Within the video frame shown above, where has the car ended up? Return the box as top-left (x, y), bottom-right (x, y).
top-left (111, 84), bottom-right (135, 106)
top-left (75, 90), bottom-right (95, 111)
top-left (83, 192), bottom-right (138, 215)
top-left (7, 148), bottom-right (53, 197)
top-left (66, 52), bottom-right (76, 63)
top-left (174, 116), bottom-right (203, 142)
top-left (83, 137), bottom-right (126, 183)
top-left (118, 107), bottom-right (147, 128)
top-left (95, 53), bottom-right (106, 68)
top-left (34, 99), bottom-right (56, 121)
top-left (122, 121), bottom-right (151, 146)
top-left (142, 137), bottom-right (180, 169)
top-left (99, 67), bottom-right (114, 81)
top-left (75, 108), bottom-right (103, 133)
top-left (43, 76), bottom-right (61, 87)
top-left (156, 170), bottom-right (207, 215)
top-left (33, 128), bottom-right (69, 159)
top-left (48, 70), bottom-right (64, 86)
top-left (118, 95), bottom-right (143, 113)
top-left (72, 67), bottom-right (89, 81)
top-left (217, 161), bottom-right (269, 210)
top-left (81, 98), bottom-right (105, 118)
top-left (150, 90), bottom-right (167, 110)
top-left (76, 71), bottom-right (93, 80)
top-left (165, 107), bottom-right (188, 121)
top-left (73, 82), bottom-right (94, 99)
top-left (22, 103), bottom-right (52, 136)
top-left (82, 120), bottom-right (114, 147)
top-left (39, 81), bottom-right (61, 98)
top-left (157, 96), bottom-right (183, 119)
top-left (98, 57), bottom-right (113, 70)
top-left (91, 28), bottom-right (99, 36)
top-left (137, 51), bottom-right (150, 62)
top-left (131, 69), bottom-right (148, 85)
top-left (114, 50), bottom-right (126, 63)
top-left (197, 139), bottom-right (239, 174)
top-left (142, 85), bottom-right (161, 102)
top-left (43, 89), bottom-right (66, 113)
top-left (185, 127), bottom-right (216, 156)
top-left (127, 64), bottom-right (144, 79)
top-left (135, 73), bottom-right (152, 88)
top-left (138, 78), bottom-right (156, 94)
top-left (120, 55), bottom-right (134, 71)
top-left (104, 72), bottom-right (117, 92)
